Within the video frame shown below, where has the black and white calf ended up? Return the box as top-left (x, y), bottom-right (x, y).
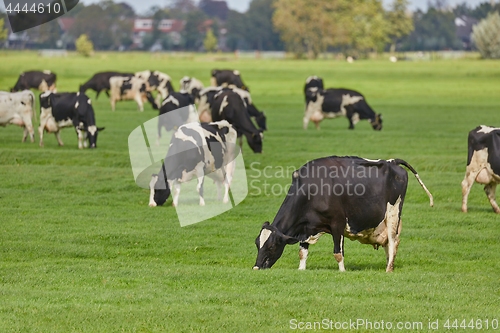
top-left (80, 71), bottom-right (134, 99)
top-left (0, 90), bottom-right (36, 142)
top-left (210, 69), bottom-right (249, 91)
top-left (39, 91), bottom-right (104, 148)
top-left (11, 70), bottom-right (57, 92)
top-left (254, 157), bottom-right (433, 272)
top-left (462, 125), bottom-right (500, 213)
top-left (148, 121), bottom-right (238, 207)
top-left (211, 90), bottom-right (263, 153)
top-left (304, 88), bottom-right (382, 130)
top-left (304, 76), bottom-right (324, 100)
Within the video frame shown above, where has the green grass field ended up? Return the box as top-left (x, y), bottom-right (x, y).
top-left (1, 51), bottom-right (499, 332)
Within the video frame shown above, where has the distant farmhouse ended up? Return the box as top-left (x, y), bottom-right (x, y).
top-left (455, 16), bottom-right (479, 50)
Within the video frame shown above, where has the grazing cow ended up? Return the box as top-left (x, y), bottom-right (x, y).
top-left (150, 91), bottom-right (197, 143)
top-left (211, 90), bottom-right (263, 153)
top-left (230, 86), bottom-right (267, 131)
top-left (80, 71), bottom-right (134, 99)
top-left (135, 70), bottom-right (174, 103)
top-left (304, 88), bottom-right (382, 131)
top-left (304, 76), bottom-right (324, 100)
top-left (253, 157), bottom-right (433, 272)
top-left (148, 121), bottom-right (238, 207)
top-left (211, 69), bottom-right (249, 91)
top-left (11, 70), bottom-right (57, 92)
top-left (197, 86), bottom-right (267, 131)
top-left (39, 90), bottom-right (104, 148)
top-left (180, 76), bottom-right (204, 103)
top-left (0, 90), bottom-right (36, 142)
top-left (109, 76), bottom-right (150, 112)
top-left (462, 125), bottom-right (500, 213)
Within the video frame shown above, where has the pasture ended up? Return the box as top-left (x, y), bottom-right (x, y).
top-left (0, 51), bottom-right (499, 332)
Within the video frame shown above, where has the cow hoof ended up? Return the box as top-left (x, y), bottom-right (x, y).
top-left (148, 203), bottom-right (157, 207)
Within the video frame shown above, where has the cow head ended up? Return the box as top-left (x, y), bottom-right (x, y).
top-left (253, 222), bottom-right (299, 270)
top-left (149, 173), bottom-right (171, 207)
top-left (305, 87), bottom-right (319, 103)
top-left (246, 131), bottom-right (263, 153)
top-left (371, 113), bottom-right (383, 131)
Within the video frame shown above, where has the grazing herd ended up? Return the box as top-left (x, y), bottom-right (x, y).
top-left (1, 68), bottom-right (498, 273)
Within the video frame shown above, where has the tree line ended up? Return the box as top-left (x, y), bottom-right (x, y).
top-left (0, 0), bottom-right (499, 56)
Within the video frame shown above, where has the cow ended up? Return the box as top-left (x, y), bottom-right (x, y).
top-left (197, 86), bottom-right (267, 131)
top-left (0, 90), bottom-right (36, 142)
top-left (304, 88), bottom-right (382, 131)
top-left (149, 91), bottom-right (198, 143)
top-left (210, 69), bottom-right (249, 91)
top-left (461, 125), bottom-right (500, 213)
top-left (80, 71), bottom-right (134, 99)
top-left (109, 76), bottom-right (150, 112)
top-left (253, 157), bottom-right (433, 272)
top-left (11, 70), bottom-right (57, 92)
top-left (135, 70), bottom-right (174, 104)
top-left (304, 76), bottom-right (324, 100)
top-left (148, 121), bottom-right (238, 207)
top-left (211, 90), bottom-right (263, 153)
top-left (39, 90), bottom-right (104, 149)
top-left (180, 76), bottom-right (204, 103)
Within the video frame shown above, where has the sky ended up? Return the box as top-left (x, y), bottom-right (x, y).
top-left (0, 0), bottom-right (496, 14)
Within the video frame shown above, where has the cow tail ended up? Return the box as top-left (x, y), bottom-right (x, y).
top-left (30, 91), bottom-right (37, 122)
top-left (393, 159), bottom-right (434, 207)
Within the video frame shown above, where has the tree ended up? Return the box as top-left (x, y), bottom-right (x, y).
top-left (472, 12), bottom-right (500, 59)
top-left (70, 5), bottom-right (114, 50)
top-left (245, 0), bottom-right (283, 51)
top-left (76, 34), bottom-right (94, 57)
top-left (273, 0), bottom-right (388, 58)
top-left (0, 18), bottom-right (8, 43)
top-left (386, 0), bottom-right (413, 53)
top-left (203, 27), bottom-right (218, 52)
top-left (182, 9), bottom-right (207, 51)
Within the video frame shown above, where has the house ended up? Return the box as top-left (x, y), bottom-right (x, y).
top-left (133, 18), bottom-right (185, 49)
top-left (455, 16), bottom-right (478, 50)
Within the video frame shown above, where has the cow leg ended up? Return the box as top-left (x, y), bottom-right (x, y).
top-left (135, 95), bottom-right (144, 112)
top-left (484, 183), bottom-right (500, 213)
top-left (222, 160), bottom-right (235, 204)
top-left (332, 232), bottom-right (345, 272)
top-left (38, 126), bottom-right (45, 147)
top-left (196, 174), bottom-right (205, 206)
top-left (111, 98), bottom-right (116, 112)
top-left (83, 132), bottom-right (89, 148)
top-left (383, 199), bottom-right (402, 272)
top-left (298, 243), bottom-right (309, 270)
top-left (55, 131), bottom-right (64, 146)
top-left (172, 182), bottom-right (181, 207)
top-left (461, 167), bottom-right (481, 212)
top-left (27, 125), bottom-right (34, 143)
top-left (77, 129), bottom-right (84, 149)
top-left (22, 127), bottom-right (28, 143)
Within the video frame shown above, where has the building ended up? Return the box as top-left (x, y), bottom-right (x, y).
top-left (455, 16), bottom-right (478, 50)
top-left (133, 18), bottom-right (185, 50)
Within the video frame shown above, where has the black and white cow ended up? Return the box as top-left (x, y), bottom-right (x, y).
top-left (109, 76), bottom-right (151, 112)
top-left (148, 121), bottom-right (238, 207)
top-left (11, 70), bottom-right (57, 92)
top-left (149, 91), bottom-right (198, 143)
top-left (0, 90), bottom-right (36, 142)
top-left (180, 76), bottom-right (204, 103)
top-left (462, 125), bottom-right (500, 213)
top-left (80, 71), bottom-right (134, 99)
top-left (253, 157), bottom-right (433, 272)
top-left (210, 69), bottom-right (249, 91)
top-left (197, 86), bottom-right (267, 131)
top-left (135, 70), bottom-right (174, 104)
top-left (39, 90), bottom-right (104, 148)
top-left (304, 76), bottom-right (324, 100)
top-left (211, 90), bottom-right (263, 153)
top-left (304, 88), bottom-right (382, 131)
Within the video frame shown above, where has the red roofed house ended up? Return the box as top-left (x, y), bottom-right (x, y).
top-left (133, 18), bottom-right (185, 49)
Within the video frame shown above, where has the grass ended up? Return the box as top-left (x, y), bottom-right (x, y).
top-left (0, 51), bottom-right (500, 332)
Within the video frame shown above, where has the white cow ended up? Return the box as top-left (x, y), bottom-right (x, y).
top-left (0, 90), bottom-right (36, 142)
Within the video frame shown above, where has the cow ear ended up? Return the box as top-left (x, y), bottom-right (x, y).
top-left (262, 221), bottom-right (271, 229)
top-left (282, 235), bottom-right (300, 245)
top-left (97, 127), bottom-right (105, 132)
